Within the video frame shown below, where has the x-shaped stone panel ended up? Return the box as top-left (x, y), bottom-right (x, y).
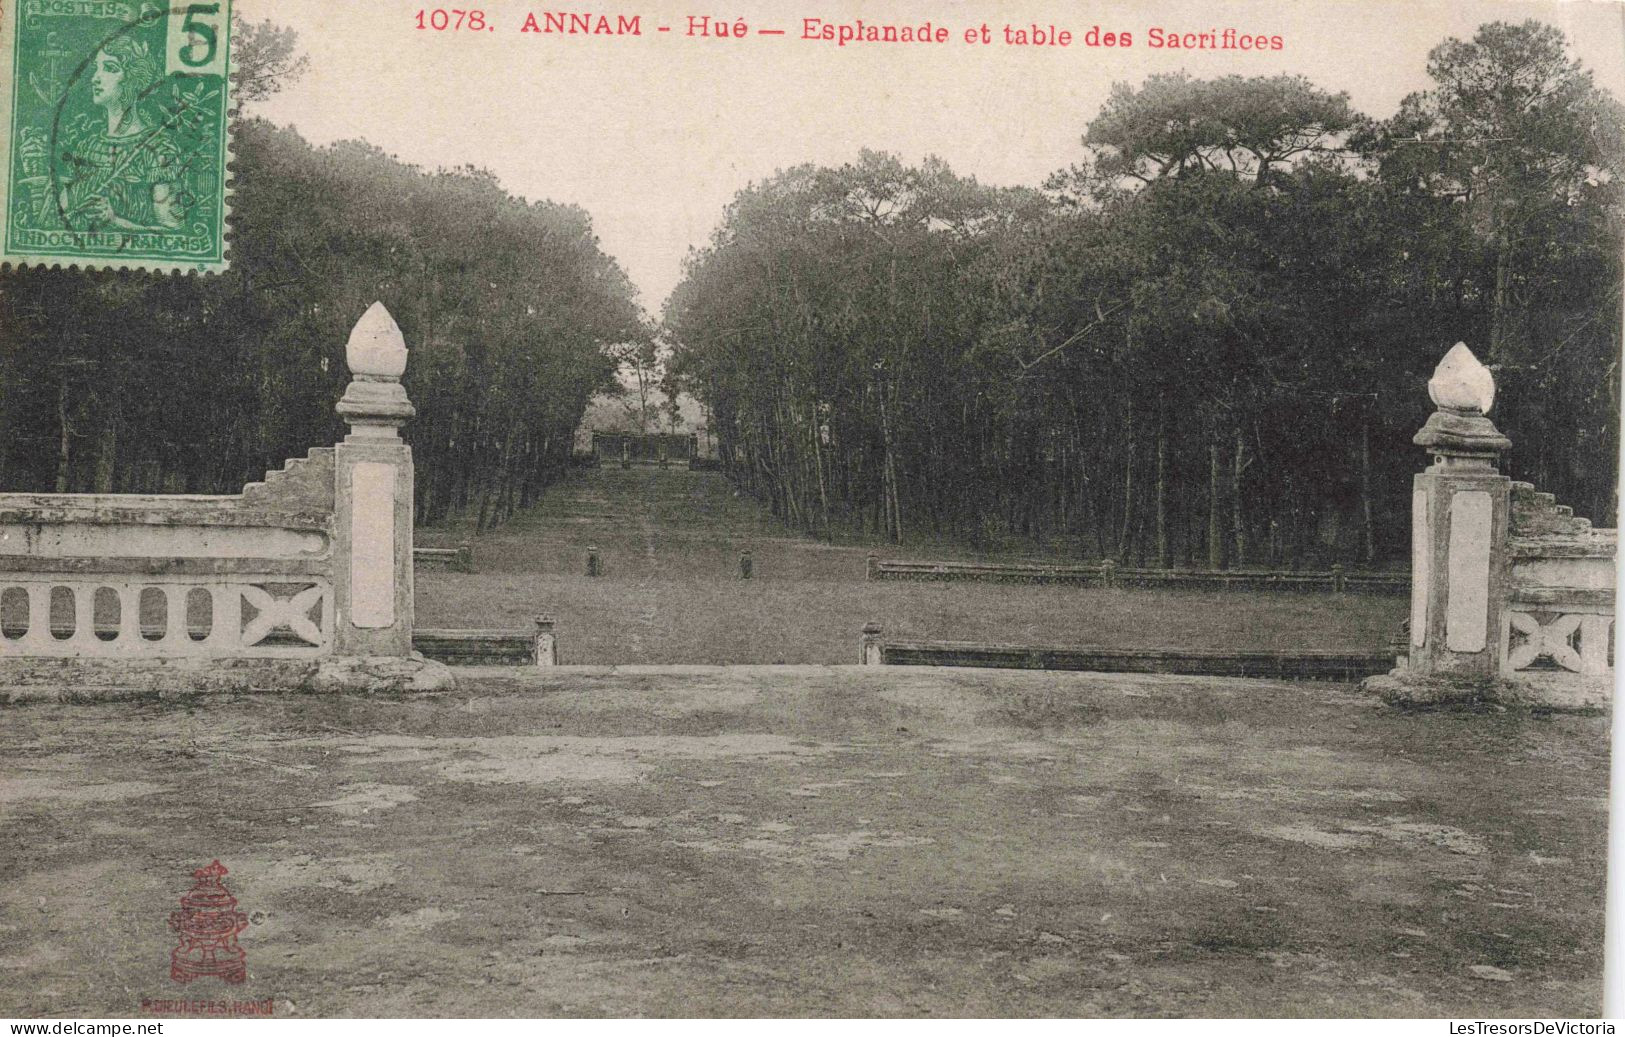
top-left (1505, 611), bottom-right (1584, 672)
top-left (239, 584), bottom-right (329, 648)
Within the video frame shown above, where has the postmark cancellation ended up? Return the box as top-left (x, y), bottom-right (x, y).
top-left (0, 0), bottom-right (232, 273)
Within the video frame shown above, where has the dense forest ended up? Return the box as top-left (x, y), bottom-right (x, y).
top-left (0, 19), bottom-right (1618, 566)
top-left (664, 21), bottom-right (1624, 567)
top-left (0, 20), bottom-right (645, 531)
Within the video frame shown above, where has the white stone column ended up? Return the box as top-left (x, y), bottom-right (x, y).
top-left (332, 302), bottom-right (417, 658)
top-left (1406, 344), bottom-right (1511, 682)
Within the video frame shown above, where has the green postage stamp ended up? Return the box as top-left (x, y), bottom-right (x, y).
top-left (0, 0), bottom-right (232, 273)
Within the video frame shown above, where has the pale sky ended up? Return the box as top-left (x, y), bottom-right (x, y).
top-left (251, 0), bottom-right (1625, 312)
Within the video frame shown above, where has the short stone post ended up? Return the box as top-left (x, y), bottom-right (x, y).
top-left (739, 550), bottom-right (753, 580)
top-left (332, 302), bottom-right (418, 660)
top-left (533, 615), bottom-right (557, 667)
top-left (456, 541), bottom-right (475, 574)
top-left (1400, 344), bottom-right (1512, 685)
top-left (587, 546), bottom-right (601, 577)
top-left (1101, 558), bottom-right (1118, 589)
top-left (865, 552), bottom-right (878, 580)
top-left (860, 622), bottom-right (884, 666)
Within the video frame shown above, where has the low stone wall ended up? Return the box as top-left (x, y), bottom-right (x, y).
top-left (1497, 483), bottom-right (1616, 702)
top-left (860, 633), bottom-right (1393, 682)
top-left (867, 556), bottom-right (1406, 594)
top-left (0, 452), bottom-right (336, 664)
top-left (414, 542), bottom-right (475, 573)
top-left (415, 618), bottom-right (557, 667)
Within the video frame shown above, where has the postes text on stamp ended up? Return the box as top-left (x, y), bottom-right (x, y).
top-left (0, 1), bottom-right (232, 273)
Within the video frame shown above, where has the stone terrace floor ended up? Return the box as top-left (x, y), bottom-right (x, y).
top-left (0, 666), bottom-right (1608, 1017)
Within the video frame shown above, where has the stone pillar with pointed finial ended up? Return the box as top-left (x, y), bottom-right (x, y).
top-left (332, 302), bottom-right (418, 658)
top-left (1404, 342), bottom-right (1513, 683)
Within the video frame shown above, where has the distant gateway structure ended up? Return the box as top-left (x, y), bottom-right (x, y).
top-left (590, 431), bottom-right (698, 465)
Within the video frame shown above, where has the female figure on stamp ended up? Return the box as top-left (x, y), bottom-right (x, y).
top-left (57, 36), bottom-right (184, 233)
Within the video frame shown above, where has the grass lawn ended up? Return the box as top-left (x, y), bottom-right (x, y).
top-left (0, 667), bottom-right (1604, 1017)
top-left (416, 467), bottom-right (1406, 665)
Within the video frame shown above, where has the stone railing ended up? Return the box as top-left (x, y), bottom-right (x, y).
top-left (1368, 343), bottom-right (1615, 708)
top-left (1502, 483), bottom-right (1616, 683)
top-left (0, 471), bottom-right (334, 659)
top-left (0, 304), bottom-right (452, 699)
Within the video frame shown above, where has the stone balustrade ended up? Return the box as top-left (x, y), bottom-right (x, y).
top-left (0, 304), bottom-right (452, 699)
top-left (1368, 343), bottom-right (1616, 708)
top-left (1501, 484), bottom-right (1616, 683)
top-left (0, 461), bottom-right (334, 660)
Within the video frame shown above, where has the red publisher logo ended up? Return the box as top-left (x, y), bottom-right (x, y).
top-left (168, 860), bottom-right (249, 984)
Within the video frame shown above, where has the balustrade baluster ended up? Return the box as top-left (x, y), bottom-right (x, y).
top-left (165, 586), bottom-right (190, 648)
top-left (72, 587), bottom-right (95, 649)
top-left (21, 585), bottom-right (52, 649)
top-left (117, 584), bottom-right (142, 648)
top-left (206, 586), bottom-right (236, 650)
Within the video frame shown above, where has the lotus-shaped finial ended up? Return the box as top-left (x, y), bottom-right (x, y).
top-left (1427, 342), bottom-right (1495, 415)
top-left (345, 301), bottom-right (407, 380)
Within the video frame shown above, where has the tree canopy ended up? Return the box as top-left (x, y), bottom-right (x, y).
top-left (0, 120), bottom-right (642, 531)
top-left (666, 21), bottom-right (1621, 565)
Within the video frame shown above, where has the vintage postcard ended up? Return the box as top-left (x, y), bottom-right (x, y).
top-left (0, 0), bottom-right (233, 273)
top-left (0, 0), bottom-right (1620, 1022)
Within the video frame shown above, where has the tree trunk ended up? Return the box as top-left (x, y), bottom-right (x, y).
top-left (475, 478), bottom-right (494, 533)
top-left (1118, 410), bottom-right (1136, 559)
top-left (1207, 437), bottom-right (1223, 570)
top-left (54, 379), bottom-right (71, 493)
top-left (1490, 241), bottom-right (1512, 363)
top-left (92, 403), bottom-right (119, 494)
top-left (1360, 414), bottom-right (1375, 565)
top-left (1231, 423), bottom-right (1247, 567)
top-left (877, 386), bottom-right (903, 544)
top-left (811, 403), bottom-right (830, 534)
top-left (1155, 401), bottom-right (1169, 568)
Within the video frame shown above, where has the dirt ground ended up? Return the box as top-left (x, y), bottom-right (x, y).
top-left (0, 666), bottom-right (1606, 1018)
